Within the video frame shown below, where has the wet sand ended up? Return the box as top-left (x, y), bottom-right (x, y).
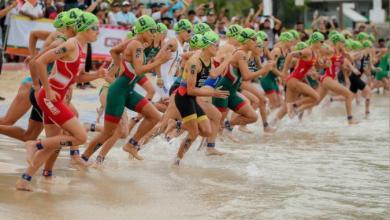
top-left (0, 70), bottom-right (389, 219)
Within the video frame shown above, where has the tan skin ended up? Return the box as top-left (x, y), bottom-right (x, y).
top-left (223, 39), bottom-right (275, 127)
top-left (17, 26), bottom-right (104, 191)
top-left (148, 30), bottom-right (193, 138)
top-left (84, 30), bottom-right (171, 161)
top-left (176, 48), bottom-right (229, 160)
top-left (283, 42), bottom-right (327, 115)
top-left (0, 30), bottom-right (63, 125)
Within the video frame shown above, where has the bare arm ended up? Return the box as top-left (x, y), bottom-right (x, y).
top-left (127, 41), bottom-right (169, 75)
top-left (28, 30), bottom-right (52, 57)
top-left (86, 0), bottom-right (102, 12)
top-left (0, 1), bottom-right (17, 18)
top-left (236, 51), bottom-right (273, 81)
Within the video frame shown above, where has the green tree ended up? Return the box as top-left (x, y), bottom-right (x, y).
top-left (192, 0), bottom-right (253, 17)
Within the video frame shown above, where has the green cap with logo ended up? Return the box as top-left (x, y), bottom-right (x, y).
top-left (356, 32), bottom-right (369, 42)
top-left (239, 28), bottom-right (256, 43)
top-left (174, 19), bottom-right (192, 33)
top-left (76, 12), bottom-right (99, 32)
top-left (295, 41), bottom-right (308, 51)
top-left (257, 31), bottom-right (268, 41)
top-left (53, 12), bottom-right (67, 29)
top-left (330, 33), bottom-right (346, 44)
top-left (65, 8), bottom-right (83, 26)
top-left (134, 15), bottom-right (157, 34)
top-left (189, 34), bottom-right (205, 49)
top-left (279, 32), bottom-right (294, 42)
top-left (362, 39), bottom-right (372, 48)
top-left (202, 31), bottom-right (220, 48)
top-left (194, 22), bottom-right (211, 35)
top-left (156, 22), bottom-right (168, 33)
top-left (226, 24), bottom-right (243, 39)
top-left (289, 29), bottom-right (300, 40)
top-left (309, 32), bottom-right (325, 43)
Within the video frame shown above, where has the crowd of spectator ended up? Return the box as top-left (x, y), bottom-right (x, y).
top-left (0, 0), bottom-right (387, 63)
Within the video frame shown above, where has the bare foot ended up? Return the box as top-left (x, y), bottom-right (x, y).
top-left (172, 157), bottom-right (181, 166)
top-left (16, 179), bottom-right (33, 191)
top-left (239, 125), bottom-right (253, 134)
top-left (348, 118), bottom-right (359, 125)
top-left (70, 155), bottom-right (92, 168)
top-left (206, 148), bottom-right (224, 156)
top-left (25, 141), bottom-right (37, 166)
top-left (225, 132), bottom-right (239, 143)
top-left (264, 126), bottom-right (277, 134)
top-left (123, 145), bottom-right (144, 160)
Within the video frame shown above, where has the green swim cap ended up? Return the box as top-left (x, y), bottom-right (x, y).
top-left (134, 15), bottom-right (157, 34)
top-left (226, 24), bottom-right (243, 38)
top-left (368, 33), bottom-right (375, 43)
top-left (289, 30), bottom-right (300, 40)
top-left (53, 12), bottom-right (67, 29)
top-left (256, 35), bottom-right (263, 48)
top-left (257, 30), bottom-right (268, 41)
top-left (127, 30), bottom-right (135, 39)
top-left (156, 23), bottom-right (168, 33)
top-left (202, 31), bottom-right (220, 48)
top-left (65, 8), bottom-right (83, 26)
top-left (189, 34), bottom-right (205, 49)
top-left (356, 32), bottom-right (369, 42)
top-left (310, 32), bottom-right (325, 43)
top-left (295, 41), bottom-right (308, 51)
top-left (239, 28), bottom-right (257, 43)
top-left (76, 12), bottom-right (99, 32)
top-left (362, 39), bottom-right (372, 48)
top-left (345, 39), bottom-right (353, 49)
top-left (328, 30), bottom-right (339, 39)
top-left (174, 19), bottom-right (192, 33)
top-left (330, 33), bottom-right (346, 44)
top-left (351, 40), bottom-right (363, 50)
top-left (194, 22), bottom-right (211, 35)
top-left (279, 32), bottom-right (294, 42)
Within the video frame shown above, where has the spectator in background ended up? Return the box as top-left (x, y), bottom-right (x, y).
top-left (295, 21), bottom-right (309, 41)
top-left (43, 0), bottom-right (57, 19)
top-left (195, 3), bottom-right (206, 22)
top-left (96, 7), bottom-right (107, 24)
top-left (217, 8), bottom-right (229, 25)
top-left (151, 2), bottom-right (173, 22)
top-left (161, 16), bottom-right (173, 29)
top-left (0, 0), bottom-right (18, 101)
top-left (134, 3), bottom-right (144, 18)
top-left (216, 21), bottom-right (226, 36)
top-left (55, 1), bottom-right (65, 14)
top-left (259, 16), bottom-right (282, 49)
top-left (115, 1), bottom-right (136, 28)
top-left (64, 0), bottom-right (78, 10)
top-left (378, 38), bottom-right (386, 48)
top-left (19, 0), bottom-right (44, 20)
top-left (108, 2), bottom-right (120, 25)
top-left (205, 10), bottom-right (216, 30)
top-left (167, 0), bottom-right (183, 18)
top-left (187, 10), bottom-right (200, 24)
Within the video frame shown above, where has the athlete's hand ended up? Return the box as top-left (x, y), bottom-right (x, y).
top-left (264, 60), bottom-right (275, 71)
top-left (156, 76), bottom-right (164, 88)
top-left (156, 49), bottom-right (171, 64)
top-left (373, 67), bottom-right (382, 72)
top-left (46, 88), bottom-right (60, 102)
top-left (24, 56), bottom-right (32, 65)
top-left (212, 89), bottom-right (229, 98)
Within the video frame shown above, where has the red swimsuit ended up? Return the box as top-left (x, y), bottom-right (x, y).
top-left (37, 41), bottom-right (86, 125)
top-left (320, 53), bottom-right (344, 83)
top-left (287, 58), bottom-right (315, 82)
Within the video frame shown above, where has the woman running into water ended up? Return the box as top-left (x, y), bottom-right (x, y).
top-left (283, 32), bottom-right (326, 117)
top-left (16, 12), bottom-right (104, 191)
top-left (0, 9), bottom-right (82, 126)
top-left (83, 15), bottom-right (170, 162)
top-left (0, 11), bottom-right (80, 141)
top-left (213, 28), bottom-right (275, 131)
top-left (174, 32), bottom-right (230, 164)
